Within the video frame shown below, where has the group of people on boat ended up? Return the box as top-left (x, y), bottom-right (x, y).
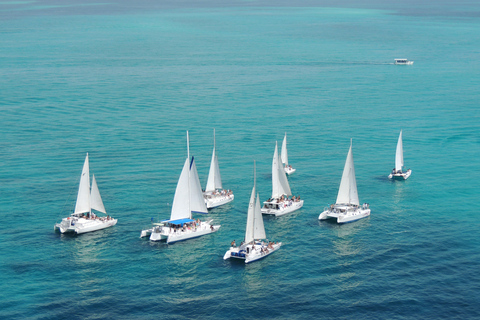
top-left (391, 168), bottom-right (411, 174)
top-left (170, 218), bottom-right (203, 233)
top-left (77, 213), bottom-right (113, 221)
top-left (207, 189), bottom-right (233, 197)
top-left (264, 195), bottom-right (301, 209)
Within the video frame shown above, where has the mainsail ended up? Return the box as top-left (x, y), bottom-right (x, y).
top-left (245, 183), bottom-right (256, 244)
top-left (245, 162), bottom-right (266, 243)
top-left (205, 129), bottom-right (222, 192)
top-left (74, 153), bottom-right (91, 214)
top-left (336, 141), bottom-right (359, 206)
top-left (395, 130), bottom-right (404, 172)
top-left (281, 133), bottom-right (288, 166)
top-left (272, 142), bottom-right (291, 198)
top-left (170, 132), bottom-right (208, 221)
top-left (170, 158), bottom-right (191, 221)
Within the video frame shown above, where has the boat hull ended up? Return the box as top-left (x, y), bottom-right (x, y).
top-left (204, 193), bottom-right (234, 209)
top-left (261, 200), bottom-right (303, 217)
top-left (148, 221), bottom-right (220, 243)
top-left (388, 169), bottom-right (412, 180)
top-left (224, 242), bottom-right (281, 264)
top-left (54, 217), bottom-right (117, 234)
top-left (319, 205), bottom-right (370, 224)
top-left (284, 167), bottom-right (296, 175)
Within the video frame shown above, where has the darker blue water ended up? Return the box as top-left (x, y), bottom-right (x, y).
top-left (0, 1), bottom-right (479, 319)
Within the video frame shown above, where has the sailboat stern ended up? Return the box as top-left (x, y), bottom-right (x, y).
top-left (54, 217), bottom-right (76, 234)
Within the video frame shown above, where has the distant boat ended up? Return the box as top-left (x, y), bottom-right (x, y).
top-left (388, 130), bottom-right (412, 180)
top-left (140, 132), bottom-right (220, 243)
top-left (394, 58), bottom-right (413, 65)
top-left (203, 129), bottom-right (234, 209)
top-left (319, 140), bottom-right (370, 223)
top-left (281, 132), bottom-right (296, 175)
top-left (54, 153), bottom-right (117, 234)
top-left (261, 141), bottom-right (303, 216)
top-left (224, 161), bottom-right (281, 264)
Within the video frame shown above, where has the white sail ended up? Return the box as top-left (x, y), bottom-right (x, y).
top-left (281, 132), bottom-right (288, 166)
top-left (272, 142), bottom-right (291, 198)
top-left (395, 130), bottom-right (404, 172)
top-left (205, 130), bottom-right (223, 192)
top-left (170, 132), bottom-right (208, 221)
top-left (90, 174), bottom-right (106, 214)
top-left (189, 157), bottom-right (208, 214)
top-left (253, 193), bottom-right (266, 240)
top-left (336, 141), bottom-right (359, 206)
top-left (170, 158), bottom-right (191, 221)
top-left (245, 184), bottom-right (256, 244)
top-left (74, 153), bottom-right (91, 214)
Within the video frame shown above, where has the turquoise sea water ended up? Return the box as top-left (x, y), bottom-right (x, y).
top-left (1, 1), bottom-right (479, 319)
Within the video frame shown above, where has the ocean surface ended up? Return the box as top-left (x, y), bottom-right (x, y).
top-left (1, 1), bottom-right (479, 319)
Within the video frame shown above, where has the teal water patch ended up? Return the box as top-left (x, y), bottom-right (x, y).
top-left (0, 2), bottom-right (479, 319)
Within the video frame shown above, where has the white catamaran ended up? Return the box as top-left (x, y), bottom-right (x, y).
top-left (54, 153), bottom-right (117, 234)
top-left (140, 132), bottom-right (220, 244)
top-left (319, 140), bottom-right (370, 223)
top-left (281, 132), bottom-right (296, 175)
top-left (262, 141), bottom-right (303, 216)
top-left (203, 129), bottom-right (234, 209)
top-left (388, 130), bottom-right (412, 180)
top-left (224, 162), bottom-right (281, 264)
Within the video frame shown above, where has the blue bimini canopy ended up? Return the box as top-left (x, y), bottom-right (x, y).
top-left (161, 218), bottom-right (195, 226)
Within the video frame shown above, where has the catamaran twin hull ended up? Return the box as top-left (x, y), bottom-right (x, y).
top-left (204, 193), bottom-right (234, 209)
top-left (318, 206), bottom-right (370, 224)
top-left (54, 217), bottom-right (117, 234)
top-left (148, 223), bottom-right (220, 244)
top-left (224, 242), bottom-right (282, 264)
top-left (388, 169), bottom-right (412, 180)
top-left (261, 200), bottom-right (304, 217)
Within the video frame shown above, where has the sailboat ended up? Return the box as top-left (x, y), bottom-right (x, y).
top-left (203, 129), bottom-right (234, 209)
top-left (319, 140), bottom-right (370, 223)
top-left (388, 130), bottom-right (412, 180)
top-left (54, 153), bottom-right (117, 234)
top-left (224, 162), bottom-right (281, 264)
top-left (261, 141), bottom-right (303, 216)
top-left (140, 131), bottom-right (220, 244)
top-left (281, 132), bottom-right (296, 174)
